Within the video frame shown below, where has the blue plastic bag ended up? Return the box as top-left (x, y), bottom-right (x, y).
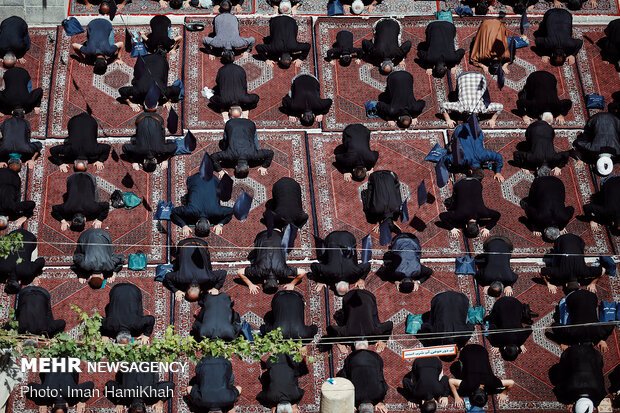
top-left (172, 78), bottom-right (185, 101)
top-left (599, 301), bottom-right (617, 322)
top-left (586, 94), bottom-right (605, 110)
top-left (424, 143), bottom-right (447, 163)
top-left (62, 17), bottom-right (85, 36)
top-left (154, 201), bottom-right (174, 220)
top-left (327, 0), bottom-right (344, 16)
top-left (467, 306), bottom-right (485, 324)
top-left (155, 264), bottom-right (173, 282)
top-left (365, 101), bottom-right (379, 118)
top-left (240, 321), bottom-right (254, 341)
top-left (405, 313), bottom-right (423, 334)
top-left (128, 252), bottom-right (148, 271)
top-left (507, 36), bottom-right (530, 49)
top-left (454, 5), bottom-right (473, 16)
top-left (435, 10), bottom-right (454, 23)
top-left (455, 254), bottom-right (476, 275)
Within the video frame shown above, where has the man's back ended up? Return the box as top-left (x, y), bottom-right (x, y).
top-left (193, 357), bottom-right (239, 409)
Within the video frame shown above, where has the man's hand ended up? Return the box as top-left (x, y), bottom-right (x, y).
top-left (93, 219), bottom-right (102, 229)
top-left (542, 56), bottom-right (551, 63)
top-left (590, 221), bottom-right (600, 231)
top-left (84, 2), bottom-right (94, 9)
top-left (208, 54), bottom-right (216, 61)
top-left (283, 282), bottom-right (296, 290)
top-left (25, 160), bottom-right (36, 169)
top-left (217, 170), bottom-right (226, 179)
top-left (482, 65), bottom-right (490, 75)
top-left (138, 335), bottom-right (150, 345)
top-left (480, 228), bottom-right (490, 238)
top-left (504, 286), bottom-right (513, 296)
top-left (94, 161), bottom-right (104, 171)
top-left (163, 101), bottom-right (172, 110)
top-left (175, 291), bottom-right (185, 301)
top-left (256, 166), bottom-right (268, 176)
top-left (0, 162), bottom-right (6, 168)
top-left (553, 0), bottom-right (562, 6)
top-left (450, 228), bottom-right (461, 238)
top-left (490, 346), bottom-right (500, 355)
top-left (354, 279), bottom-right (365, 289)
top-left (314, 282), bottom-right (326, 292)
top-left (367, 3), bottom-right (376, 12)
top-left (316, 114), bottom-right (324, 123)
top-left (241, 51), bottom-right (250, 59)
top-left (115, 405), bottom-right (126, 413)
top-left (438, 397), bottom-right (449, 408)
top-left (486, 118), bottom-right (497, 128)
top-left (387, 120), bottom-right (396, 127)
top-left (556, 115), bottom-right (566, 125)
top-left (330, 59), bottom-right (337, 66)
top-left (560, 228), bottom-right (568, 235)
top-left (446, 119), bottom-right (456, 128)
top-left (248, 283), bottom-right (260, 294)
top-left (159, 0), bottom-right (168, 7)
top-left (411, 117), bottom-right (418, 126)
top-left (108, 274), bottom-right (116, 283)
top-left (129, 102), bottom-right (141, 112)
top-left (497, 393), bottom-right (508, 402)
top-left (153, 401), bottom-right (164, 413)
top-left (523, 115), bottom-right (534, 125)
top-left (61, 219), bottom-right (70, 231)
top-left (336, 343), bottom-right (349, 354)
top-left (597, 340), bottom-right (609, 353)
top-left (587, 282), bottom-right (597, 293)
top-left (132, 163), bottom-right (140, 171)
top-left (294, 59), bottom-right (303, 68)
top-left (213, 224), bottom-right (223, 235)
top-left (375, 341), bottom-right (386, 353)
top-left (266, 60), bottom-right (276, 68)
top-left (288, 116), bottom-right (298, 122)
top-left (413, 280), bottom-right (420, 292)
top-left (547, 283), bottom-right (558, 294)
top-left (426, 68), bottom-right (433, 76)
top-left (483, 285), bottom-right (490, 295)
top-left (454, 397), bottom-right (464, 408)
top-left (208, 288), bottom-right (220, 295)
top-left (533, 231), bottom-right (542, 237)
top-left (182, 225), bottom-right (192, 237)
top-left (552, 167), bottom-right (561, 176)
top-left (590, 0), bottom-right (598, 6)
top-left (343, 172), bottom-right (352, 182)
top-left (234, 4), bottom-right (243, 11)
top-left (566, 55), bottom-right (575, 65)
top-left (494, 173), bottom-right (505, 182)
top-left (375, 402), bottom-right (387, 413)
top-left (520, 345), bottom-right (527, 353)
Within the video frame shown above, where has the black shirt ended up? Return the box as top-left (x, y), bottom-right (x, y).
top-left (334, 123), bottom-right (379, 174)
top-left (551, 344), bottom-right (606, 406)
top-left (145, 15), bottom-right (175, 53)
top-left (327, 289), bottom-right (393, 341)
top-left (310, 230), bottom-right (371, 285)
top-left (523, 176), bottom-right (574, 231)
top-left (101, 283), bottom-right (155, 338)
top-left (260, 290), bottom-right (318, 340)
top-left (337, 350), bottom-right (388, 407)
top-left (404, 357), bottom-right (450, 404)
top-left (193, 292), bottom-right (241, 341)
top-left (377, 71), bottom-right (426, 120)
top-left (420, 291), bottom-right (473, 348)
top-left (246, 230), bottom-right (296, 284)
top-left (535, 9), bottom-right (583, 57)
top-left (51, 172), bottom-right (109, 223)
top-left (362, 170), bottom-right (402, 224)
top-left (485, 297), bottom-right (532, 348)
top-left (0, 16), bottom-right (29, 59)
top-left (264, 177), bottom-right (309, 230)
top-left (517, 71), bottom-right (572, 118)
top-left (282, 74), bottom-right (332, 117)
top-left (551, 289), bottom-right (614, 345)
top-left (191, 357), bottom-right (240, 410)
top-left (439, 178), bottom-right (501, 230)
top-left (326, 30), bottom-right (363, 61)
top-left (257, 354), bottom-right (307, 407)
top-left (164, 238), bottom-right (226, 293)
top-left (418, 21), bottom-right (465, 68)
top-left (211, 118), bottom-right (273, 171)
top-left (457, 344), bottom-right (504, 397)
top-left (475, 236), bottom-right (518, 287)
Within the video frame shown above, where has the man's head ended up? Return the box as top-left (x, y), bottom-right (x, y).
top-left (116, 330), bottom-right (132, 345)
top-left (488, 60), bottom-right (501, 76)
top-left (567, 0), bottom-right (583, 10)
top-left (93, 56), bottom-right (108, 76)
top-left (420, 400), bottom-right (437, 413)
top-left (229, 105), bottom-right (243, 119)
top-left (4, 279), bottom-right (20, 295)
top-left (71, 213), bottom-right (86, 232)
top-left (279, 52), bottom-right (293, 69)
top-left (279, 0), bottom-right (292, 13)
top-left (99, 1), bottom-right (111, 15)
top-left (276, 402), bottom-right (294, 413)
top-left (541, 111), bottom-right (554, 125)
top-left (220, 0), bottom-right (232, 12)
top-left (263, 277), bottom-right (279, 294)
top-left (544, 226), bottom-right (560, 241)
top-left (471, 167), bottom-right (484, 181)
top-left (475, 0), bottom-right (490, 15)
top-left (397, 114), bottom-right (412, 128)
top-left (2, 52), bottom-right (16, 68)
top-left (512, 1), bottom-right (527, 14)
top-left (351, 166), bottom-right (367, 182)
top-left (398, 278), bottom-right (415, 294)
top-left (74, 159), bottom-right (88, 172)
top-left (186, 283), bottom-right (201, 302)
top-left (0, 216), bottom-right (7, 231)
top-left (51, 401), bottom-right (68, 413)
top-left (550, 49), bottom-right (567, 66)
top-left (88, 273), bottom-right (104, 289)
top-left (358, 403), bottom-right (374, 413)
top-left (464, 221), bottom-right (480, 238)
top-left (354, 340), bottom-right (369, 350)
top-left (221, 49), bottom-right (235, 64)
top-left (195, 218), bottom-right (211, 237)
top-left (488, 281), bottom-right (503, 297)
top-left (300, 111), bottom-right (315, 127)
top-left (351, 0), bottom-right (365, 14)
top-left (574, 397), bottom-right (594, 413)
top-left (129, 399), bottom-right (146, 413)
top-left (335, 281), bottom-right (349, 296)
top-left (566, 280), bottom-right (580, 293)
top-left (597, 154), bottom-right (613, 176)
top-left (339, 54), bottom-right (352, 67)
top-left (433, 61), bottom-right (447, 78)
top-left (234, 160), bottom-right (250, 179)
top-left (12, 108), bottom-right (24, 118)
top-left (499, 344), bottom-right (520, 361)
top-left (536, 164), bottom-right (551, 177)
top-left (471, 388), bottom-right (488, 407)
top-left (380, 59), bottom-right (393, 74)
top-left (169, 0), bottom-right (183, 9)
top-left (7, 158), bottom-right (21, 172)
top-left (143, 157), bottom-right (157, 173)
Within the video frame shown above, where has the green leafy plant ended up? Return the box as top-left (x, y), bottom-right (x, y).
top-left (0, 306), bottom-right (312, 364)
top-left (0, 232), bottom-right (23, 262)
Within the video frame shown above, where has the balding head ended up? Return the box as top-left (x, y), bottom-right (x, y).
top-left (3, 52), bottom-right (16, 68)
top-left (541, 112), bottom-right (553, 125)
top-left (186, 284), bottom-right (201, 302)
top-left (335, 281), bottom-right (349, 296)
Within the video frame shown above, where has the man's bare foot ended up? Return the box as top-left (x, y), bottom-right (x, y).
top-left (337, 344), bottom-right (349, 353)
top-left (132, 163), bottom-right (140, 171)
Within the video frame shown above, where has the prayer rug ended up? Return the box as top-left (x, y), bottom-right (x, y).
top-left (183, 16), bottom-right (316, 130)
top-left (478, 263), bottom-right (620, 412)
top-left (449, 17), bottom-right (587, 129)
top-left (48, 25), bottom-right (183, 138)
top-left (439, 0), bottom-right (619, 15)
top-left (316, 17), bottom-right (450, 132)
top-left (8, 268), bottom-right (171, 413)
top-left (172, 263), bottom-right (328, 413)
top-left (308, 131), bottom-right (466, 260)
top-left (573, 25), bottom-right (620, 117)
top-left (466, 130), bottom-right (611, 256)
top-left (0, 27), bottom-right (56, 139)
top-left (24, 139), bottom-right (167, 265)
top-left (68, 0), bottom-right (254, 16)
top-left (329, 262), bottom-right (482, 413)
top-left (253, 0), bottom-right (438, 15)
top-left (169, 131), bottom-right (314, 261)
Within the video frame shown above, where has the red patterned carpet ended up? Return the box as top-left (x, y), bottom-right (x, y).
top-left (440, 0), bottom-right (619, 15)
top-left (466, 129), bottom-right (612, 256)
top-left (172, 264), bottom-right (328, 413)
top-left (183, 16), bottom-right (316, 130)
top-left (451, 18), bottom-right (587, 129)
top-left (69, 0), bottom-right (254, 16)
top-left (308, 131), bottom-right (466, 259)
top-left (7, 269), bottom-right (172, 413)
top-left (23, 140), bottom-right (167, 265)
top-left (317, 17), bottom-right (450, 132)
top-left (169, 131), bottom-right (314, 261)
top-left (0, 27), bottom-right (56, 139)
top-left (48, 26), bottom-right (183, 137)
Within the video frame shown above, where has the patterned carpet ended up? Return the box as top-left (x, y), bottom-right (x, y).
top-left (4, 13), bottom-right (620, 413)
top-left (439, 0), bottom-right (619, 15)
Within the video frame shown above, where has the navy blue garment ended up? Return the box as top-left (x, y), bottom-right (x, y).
top-left (378, 233), bottom-right (433, 284)
top-left (534, 9), bottom-right (583, 58)
top-left (550, 344), bottom-right (606, 407)
top-left (81, 18), bottom-right (117, 58)
top-left (0, 67), bottom-right (42, 114)
top-left (521, 176), bottom-right (574, 232)
top-left (260, 290), bottom-right (318, 341)
top-left (484, 296), bottom-right (532, 349)
top-left (0, 168), bottom-right (35, 221)
top-left (262, 177), bottom-right (309, 231)
top-left (337, 350), bottom-right (388, 408)
top-left (376, 71), bottom-right (426, 121)
top-left (418, 290), bottom-right (473, 348)
top-left (439, 177), bottom-right (501, 231)
top-left (244, 230), bottom-right (297, 286)
top-left (49, 113), bottom-right (110, 165)
top-left (164, 238), bottom-right (226, 294)
top-left (474, 236), bottom-right (518, 287)
top-left (171, 173), bottom-right (234, 227)
top-left (0, 16), bottom-right (30, 59)
top-left (310, 230), bottom-right (370, 286)
top-left (100, 283), bottom-right (155, 339)
top-left (72, 228), bottom-right (125, 277)
top-left (446, 125), bottom-right (503, 172)
top-left (122, 111), bottom-right (177, 164)
top-left (51, 172), bottom-right (109, 224)
top-left (16, 286), bottom-right (66, 337)
top-left (256, 353), bottom-right (307, 408)
top-left (190, 357), bottom-right (240, 411)
top-left (192, 292), bottom-right (241, 341)
top-left (417, 21), bottom-right (465, 70)
top-left (210, 118), bottom-right (273, 172)
top-left (361, 170), bottom-right (402, 224)
top-left (0, 115), bottom-right (41, 162)
top-left (210, 64), bottom-right (260, 112)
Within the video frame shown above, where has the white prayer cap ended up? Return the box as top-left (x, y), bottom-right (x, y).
top-left (351, 0), bottom-right (365, 14)
top-left (597, 154), bottom-right (613, 176)
top-left (574, 397), bottom-right (594, 413)
top-left (335, 281), bottom-right (349, 296)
